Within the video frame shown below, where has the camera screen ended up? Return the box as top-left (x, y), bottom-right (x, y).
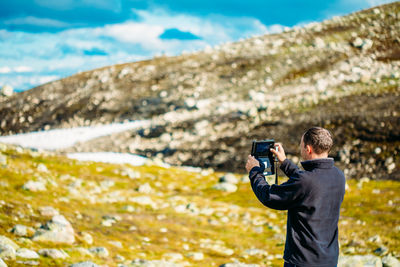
top-left (256, 142), bottom-right (271, 154)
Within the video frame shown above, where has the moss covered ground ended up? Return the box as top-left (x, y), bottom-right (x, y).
top-left (0, 145), bottom-right (399, 266)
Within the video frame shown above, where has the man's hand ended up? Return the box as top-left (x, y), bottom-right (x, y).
top-left (270, 143), bottom-right (287, 164)
top-left (246, 155), bottom-right (260, 172)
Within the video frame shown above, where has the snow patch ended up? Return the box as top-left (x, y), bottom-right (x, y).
top-left (67, 152), bottom-right (147, 166)
top-left (0, 120), bottom-right (150, 150)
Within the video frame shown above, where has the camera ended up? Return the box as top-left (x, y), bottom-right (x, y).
top-left (251, 139), bottom-right (276, 176)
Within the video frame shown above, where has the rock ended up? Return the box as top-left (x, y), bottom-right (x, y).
top-left (314, 37), bottom-right (325, 48)
top-left (163, 252), bottom-right (183, 262)
top-left (33, 215), bottom-right (75, 244)
top-left (137, 183), bottom-right (153, 194)
top-left (15, 248), bottom-right (39, 259)
top-left (11, 225), bottom-right (35, 237)
top-left (243, 248), bottom-right (267, 256)
top-left (38, 206), bottom-right (59, 217)
top-left (219, 262), bottom-right (260, 267)
top-left (338, 255), bottom-right (382, 267)
top-left (129, 196), bottom-right (156, 207)
top-left (70, 262), bottom-right (100, 267)
top-left (39, 248), bottom-right (69, 259)
top-left (374, 245), bottom-right (389, 256)
top-left (125, 259), bottom-right (180, 266)
top-left (213, 182), bottom-right (237, 193)
top-left (0, 85), bottom-right (13, 97)
top-left (108, 240), bottom-right (123, 248)
top-left (0, 236), bottom-right (19, 250)
top-left (0, 153), bottom-right (6, 166)
top-left (37, 163), bottom-right (49, 172)
top-left (22, 180), bottom-right (46, 192)
top-left (0, 258), bottom-right (6, 267)
top-left (0, 244), bottom-right (16, 260)
top-left (89, 247), bottom-right (108, 258)
top-left (16, 260), bottom-right (39, 266)
top-left (80, 232), bottom-right (93, 245)
top-left (382, 255), bottom-right (400, 267)
top-left (219, 173), bottom-right (239, 184)
top-left (186, 252), bottom-right (204, 261)
top-left (121, 168), bottom-right (140, 179)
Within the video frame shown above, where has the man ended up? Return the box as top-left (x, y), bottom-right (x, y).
top-left (245, 127), bottom-right (345, 267)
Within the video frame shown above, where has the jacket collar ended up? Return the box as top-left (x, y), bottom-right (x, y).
top-left (301, 158), bottom-right (334, 171)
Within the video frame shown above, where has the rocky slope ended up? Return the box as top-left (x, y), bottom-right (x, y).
top-left (0, 144), bottom-right (399, 266)
top-left (0, 3), bottom-right (399, 179)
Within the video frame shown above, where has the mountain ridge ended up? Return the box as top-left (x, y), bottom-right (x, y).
top-left (0, 2), bottom-right (399, 179)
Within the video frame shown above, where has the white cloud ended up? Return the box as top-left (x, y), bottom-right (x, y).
top-left (4, 16), bottom-right (71, 28)
top-left (14, 66), bottom-right (33, 73)
top-left (0, 66), bottom-right (11, 74)
top-left (98, 22), bottom-right (165, 49)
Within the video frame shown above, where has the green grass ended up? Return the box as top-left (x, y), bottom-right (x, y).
top-left (0, 145), bottom-right (399, 266)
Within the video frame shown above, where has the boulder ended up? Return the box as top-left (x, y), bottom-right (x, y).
top-left (15, 248), bottom-right (39, 259)
top-left (38, 248), bottom-right (69, 259)
top-left (382, 255), bottom-right (400, 267)
top-left (22, 181), bottom-right (46, 192)
top-left (213, 182), bottom-right (237, 193)
top-left (70, 262), bottom-right (99, 267)
top-left (0, 85), bottom-right (13, 97)
top-left (32, 215), bottom-right (75, 244)
top-left (338, 255), bottom-right (382, 267)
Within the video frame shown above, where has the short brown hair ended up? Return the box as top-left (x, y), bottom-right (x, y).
top-left (302, 127), bottom-right (333, 154)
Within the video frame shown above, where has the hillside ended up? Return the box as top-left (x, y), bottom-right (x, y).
top-left (0, 144), bottom-right (399, 266)
top-left (0, 2), bottom-right (399, 179)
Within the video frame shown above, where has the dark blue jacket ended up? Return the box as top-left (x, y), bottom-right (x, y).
top-left (249, 158), bottom-right (345, 267)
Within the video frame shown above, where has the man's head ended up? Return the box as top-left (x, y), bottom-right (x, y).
top-left (300, 127), bottom-right (333, 160)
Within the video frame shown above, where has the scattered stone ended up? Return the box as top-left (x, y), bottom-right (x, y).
top-left (382, 255), bottom-right (400, 267)
top-left (137, 183), bottom-right (153, 194)
top-left (108, 240), bottom-right (123, 248)
top-left (186, 252), bottom-right (204, 261)
top-left (11, 224), bottom-right (35, 237)
top-left (38, 206), bottom-right (59, 217)
top-left (121, 168), bottom-right (140, 179)
top-left (80, 232), bottom-right (93, 245)
top-left (0, 153), bottom-right (6, 166)
top-left (0, 244), bottom-right (16, 260)
top-left (163, 252), bottom-right (183, 262)
top-left (243, 248), bottom-right (267, 256)
top-left (37, 163), bottom-right (49, 172)
top-left (213, 182), bottom-right (237, 193)
top-left (89, 247), bottom-right (109, 258)
top-left (33, 215), bottom-right (75, 244)
top-left (0, 85), bottom-right (13, 97)
top-left (22, 180), bottom-right (46, 192)
top-left (38, 248), bottom-right (69, 259)
top-left (16, 260), bottom-right (39, 266)
top-left (125, 259), bottom-right (180, 266)
top-left (374, 245), bottom-right (389, 256)
top-left (219, 262), bottom-right (259, 267)
top-left (0, 235), bottom-right (19, 250)
top-left (15, 248), bottom-right (39, 259)
top-left (122, 205), bottom-right (135, 212)
top-left (338, 255), bottom-right (382, 267)
top-left (70, 262), bottom-right (99, 267)
top-left (219, 173), bottom-right (239, 184)
top-left (368, 235), bottom-right (382, 243)
top-left (129, 196), bottom-right (156, 207)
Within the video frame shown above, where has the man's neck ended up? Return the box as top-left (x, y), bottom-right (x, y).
top-left (307, 153), bottom-right (328, 160)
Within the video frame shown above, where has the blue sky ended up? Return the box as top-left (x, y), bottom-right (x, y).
top-left (0, 0), bottom-right (396, 91)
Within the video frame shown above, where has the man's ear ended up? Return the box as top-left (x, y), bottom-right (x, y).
top-left (306, 145), bottom-right (313, 154)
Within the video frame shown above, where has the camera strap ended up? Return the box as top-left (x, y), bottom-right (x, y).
top-left (275, 158), bottom-right (278, 184)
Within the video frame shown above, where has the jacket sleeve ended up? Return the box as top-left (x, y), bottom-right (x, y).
top-left (249, 159), bottom-right (305, 210)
